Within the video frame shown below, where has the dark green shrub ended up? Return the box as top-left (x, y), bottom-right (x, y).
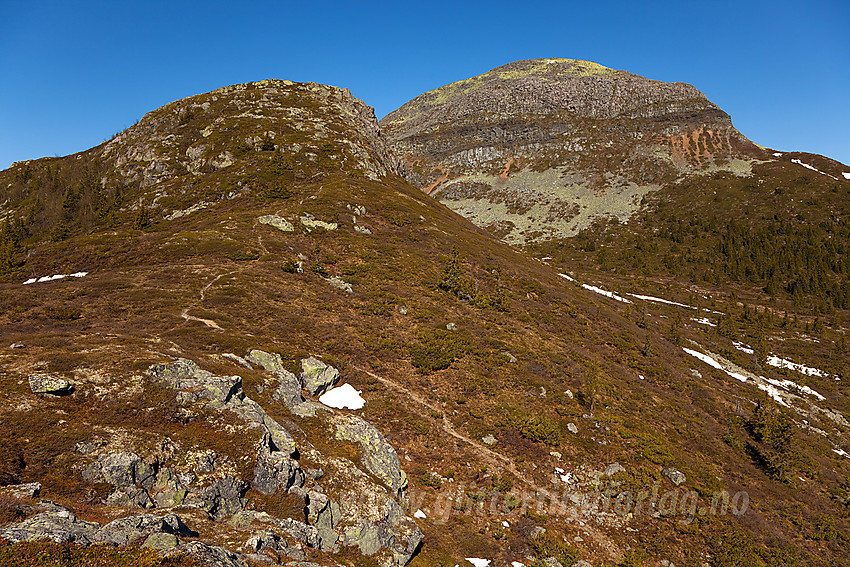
top-left (529, 532), bottom-right (578, 566)
top-left (409, 328), bottom-right (472, 373)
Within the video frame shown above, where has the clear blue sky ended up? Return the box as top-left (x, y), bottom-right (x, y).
top-left (1, 0), bottom-right (848, 170)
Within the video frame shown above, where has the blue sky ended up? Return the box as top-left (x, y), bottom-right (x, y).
top-left (1, 0), bottom-right (848, 170)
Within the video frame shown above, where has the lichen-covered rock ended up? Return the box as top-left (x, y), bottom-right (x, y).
top-left (186, 477), bottom-right (247, 521)
top-left (28, 374), bottom-right (73, 395)
top-left (340, 499), bottom-right (422, 565)
top-left (83, 452), bottom-right (156, 490)
top-left (229, 396), bottom-right (297, 455)
top-left (306, 490), bottom-right (340, 551)
top-left (328, 276), bottom-right (353, 294)
top-left (146, 358), bottom-right (297, 456)
top-left (662, 467), bottom-right (686, 486)
top-left (253, 432), bottom-right (304, 495)
top-left (243, 529), bottom-right (306, 561)
top-left (146, 358), bottom-right (212, 386)
top-left (333, 415), bottom-right (407, 496)
top-left (247, 349), bottom-right (306, 410)
top-left (299, 356), bottom-right (339, 396)
top-left (95, 513), bottom-right (191, 546)
top-left (273, 517), bottom-right (321, 548)
top-left (0, 505), bottom-right (192, 550)
top-left (603, 462), bottom-right (625, 477)
top-left (180, 541), bottom-right (249, 567)
top-left (299, 213), bottom-right (338, 231)
top-left (258, 214), bottom-right (295, 232)
top-left (142, 532), bottom-right (179, 550)
top-left (246, 349), bottom-right (286, 373)
top-left (0, 508), bottom-right (100, 544)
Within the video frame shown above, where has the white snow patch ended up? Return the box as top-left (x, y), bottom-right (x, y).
top-left (843, 172), bottom-right (850, 180)
top-left (557, 273), bottom-right (631, 303)
top-left (466, 559), bottom-right (491, 567)
top-left (502, 521), bottom-right (510, 528)
top-left (512, 563), bottom-right (526, 567)
top-left (638, 375), bottom-right (645, 380)
top-left (834, 449), bottom-right (850, 459)
top-left (581, 283), bottom-right (632, 303)
top-left (733, 342), bottom-right (754, 355)
top-left (766, 355), bottom-right (827, 377)
top-left (692, 317), bottom-right (716, 327)
top-left (763, 376), bottom-right (825, 401)
top-left (414, 509), bottom-right (427, 519)
top-left (559, 473), bottom-right (572, 483)
top-left (791, 158), bottom-right (839, 180)
top-left (683, 347), bottom-right (749, 383)
top-left (628, 293), bottom-right (692, 309)
top-left (683, 348), bottom-right (725, 372)
top-left (318, 383), bottom-right (365, 409)
top-left (754, 381), bottom-right (790, 406)
top-left (773, 152), bottom-right (783, 157)
top-left (628, 293), bottom-right (723, 314)
top-left (24, 272), bottom-right (88, 285)
top-left (540, 257), bottom-right (553, 261)
top-left (554, 467), bottom-right (564, 474)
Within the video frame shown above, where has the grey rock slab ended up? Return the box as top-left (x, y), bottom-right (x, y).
top-left (142, 532), bottom-right (179, 550)
top-left (333, 414), bottom-right (407, 496)
top-left (28, 375), bottom-right (73, 395)
top-left (180, 541), bottom-right (250, 567)
top-left (0, 508), bottom-right (100, 545)
top-left (662, 467), bottom-right (686, 486)
top-left (258, 214), bottom-right (295, 232)
top-left (603, 462), bottom-right (625, 476)
top-left (247, 349), bottom-right (286, 373)
top-left (299, 357), bottom-right (339, 396)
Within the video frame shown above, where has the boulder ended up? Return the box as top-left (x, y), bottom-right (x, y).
top-left (0, 508), bottom-right (99, 544)
top-left (246, 349), bottom-right (286, 373)
top-left (603, 462), bottom-right (625, 477)
top-left (28, 374), bottom-right (73, 395)
top-left (244, 529), bottom-right (306, 561)
top-left (146, 358), bottom-right (212, 387)
top-left (567, 422), bottom-right (578, 434)
top-left (84, 452), bottom-right (155, 489)
top-left (258, 214), bottom-right (295, 232)
top-left (253, 434), bottom-right (304, 495)
top-left (306, 491), bottom-right (340, 551)
top-left (662, 467), bottom-right (686, 486)
top-left (274, 517), bottom-right (321, 548)
top-left (142, 532), bottom-right (179, 550)
top-left (229, 397), bottom-right (297, 456)
top-left (299, 357), bottom-right (340, 396)
top-left (95, 512), bottom-right (192, 546)
top-left (180, 541), bottom-right (250, 567)
top-left (247, 349), bottom-right (311, 412)
top-left (334, 415), bottom-right (407, 496)
top-left (188, 477), bottom-right (248, 521)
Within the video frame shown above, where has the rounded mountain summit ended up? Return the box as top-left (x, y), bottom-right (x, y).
top-left (380, 58), bottom-right (764, 245)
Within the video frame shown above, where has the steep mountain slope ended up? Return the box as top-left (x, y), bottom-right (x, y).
top-left (0, 79), bottom-right (848, 567)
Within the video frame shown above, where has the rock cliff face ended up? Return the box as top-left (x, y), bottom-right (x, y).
top-left (381, 58), bottom-right (764, 244)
